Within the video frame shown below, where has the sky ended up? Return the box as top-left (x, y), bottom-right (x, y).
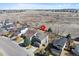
top-left (0, 3), bottom-right (79, 9)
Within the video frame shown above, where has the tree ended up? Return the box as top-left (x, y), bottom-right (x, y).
top-left (46, 27), bottom-right (52, 32)
top-left (19, 35), bottom-right (31, 47)
top-left (66, 34), bottom-right (71, 40)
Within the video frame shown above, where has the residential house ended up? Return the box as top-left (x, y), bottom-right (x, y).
top-left (35, 31), bottom-right (49, 47)
top-left (49, 36), bottom-right (69, 56)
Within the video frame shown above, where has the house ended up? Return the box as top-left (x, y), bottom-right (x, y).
top-left (22, 29), bottom-right (49, 48)
top-left (71, 44), bottom-right (79, 56)
top-left (18, 29), bottom-right (37, 47)
top-left (49, 36), bottom-right (70, 56)
top-left (1, 19), bottom-right (15, 31)
top-left (35, 31), bottom-right (49, 47)
top-left (0, 28), bottom-right (8, 36)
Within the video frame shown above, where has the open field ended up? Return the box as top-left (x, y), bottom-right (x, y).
top-left (0, 10), bottom-right (79, 38)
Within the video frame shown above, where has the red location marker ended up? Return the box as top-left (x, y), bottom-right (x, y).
top-left (40, 25), bottom-right (46, 31)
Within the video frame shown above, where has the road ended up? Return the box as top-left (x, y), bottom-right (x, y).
top-left (0, 36), bottom-right (35, 56)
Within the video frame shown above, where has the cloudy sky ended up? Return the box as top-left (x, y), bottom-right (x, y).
top-left (0, 3), bottom-right (79, 9)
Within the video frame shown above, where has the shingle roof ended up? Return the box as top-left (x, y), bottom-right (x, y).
top-left (53, 37), bottom-right (68, 50)
top-left (25, 29), bottom-right (37, 38)
top-left (72, 44), bottom-right (79, 55)
top-left (49, 37), bottom-right (68, 56)
top-left (36, 32), bottom-right (48, 41)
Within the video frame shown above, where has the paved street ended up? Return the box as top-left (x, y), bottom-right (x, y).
top-left (0, 36), bottom-right (36, 56)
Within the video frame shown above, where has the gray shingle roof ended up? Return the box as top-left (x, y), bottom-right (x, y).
top-left (50, 37), bottom-right (68, 56)
top-left (53, 37), bottom-right (68, 50)
top-left (72, 44), bottom-right (79, 55)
